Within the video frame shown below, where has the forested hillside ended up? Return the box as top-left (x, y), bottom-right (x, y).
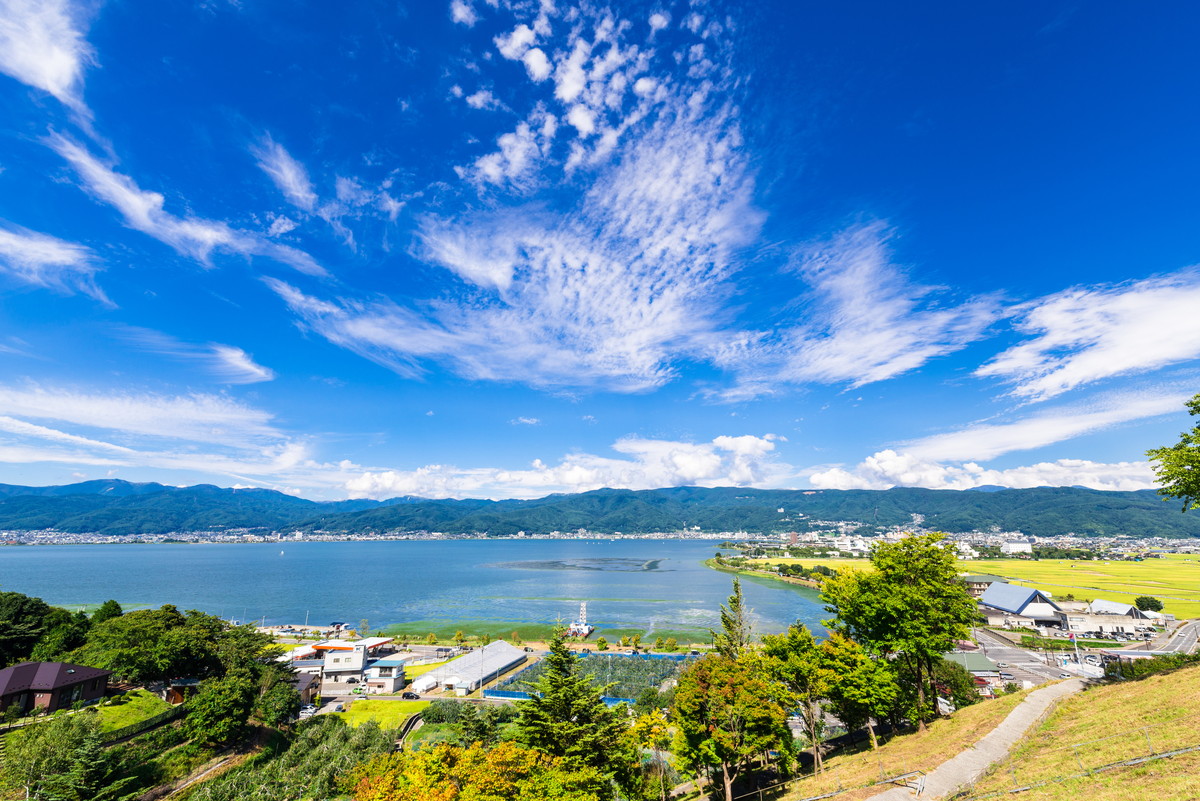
top-left (0, 480), bottom-right (1198, 538)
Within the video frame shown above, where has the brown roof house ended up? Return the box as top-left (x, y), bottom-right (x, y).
top-left (0, 661), bottom-right (111, 715)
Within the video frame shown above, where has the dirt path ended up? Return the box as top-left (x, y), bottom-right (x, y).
top-left (864, 679), bottom-right (1086, 800)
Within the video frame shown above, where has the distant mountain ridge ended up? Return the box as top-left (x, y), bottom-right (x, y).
top-left (0, 480), bottom-right (1196, 539)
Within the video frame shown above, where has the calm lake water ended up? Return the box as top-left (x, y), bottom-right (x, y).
top-left (0, 539), bottom-right (825, 638)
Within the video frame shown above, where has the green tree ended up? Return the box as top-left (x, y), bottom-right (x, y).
top-left (184, 674), bottom-right (257, 744)
top-left (821, 533), bottom-right (977, 730)
top-left (1135, 595), bottom-right (1165, 612)
top-left (0, 712), bottom-right (132, 801)
top-left (425, 633), bottom-right (438, 645)
top-left (762, 623), bottom-right (831, 771)
top-left (663, 637), bottom-right (678, 652)
top-left (360, 618), bottom-right (371, 639)
top-left (711, 578), bottom-right (752, 660)
top-left (254, 669), bottom-right (302, 727)
top-left (672, 654), bottom-right (792, 801)
top-left (513, 630), bottom-right (635, 795)
top-left (90, 600), bottom-right (123, 626)
top-left (819, 633), bottom-right (897, 750)
top-left (31, 608), bottom-right (91, 662)
top-left (1148, 393), bottom-right (1200, 511)
top-left (0, 590), bottom-right (53, 665)
top-left (595, 636), bottom-right (608, 651)
top-left (453, 630), bottom-right (465, 646)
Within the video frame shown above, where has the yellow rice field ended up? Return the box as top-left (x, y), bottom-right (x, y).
top-left (758, 554), bottom-right (1200, 618)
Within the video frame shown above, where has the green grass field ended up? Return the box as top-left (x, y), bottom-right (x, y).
top-left (335, 699), bottom-right (428, 728)
top-left (95, 688), bottom-right (174, 732)
top-left (757, 554), bottom-right (1200, 618)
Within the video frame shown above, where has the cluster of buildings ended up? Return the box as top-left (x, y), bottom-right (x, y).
top-left (278, 636), bottom-right (528, 699)
top-left (970, 575), bottom-right (1169, 635)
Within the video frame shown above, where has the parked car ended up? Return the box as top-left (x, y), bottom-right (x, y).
top-left (1057, 673), bottom-right (1072, 679)
top-left (401, 692), bottom-right (420, 700)
top-left (333, 703), bottom-right (344, 712)
top-left (996, 662), bottom-right (1010, 668)
top-left (998, 671), bottom-right (1015, 680)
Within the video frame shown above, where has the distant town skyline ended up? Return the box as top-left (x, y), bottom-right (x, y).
top-left (0, 1), bottom-right (1198, 500)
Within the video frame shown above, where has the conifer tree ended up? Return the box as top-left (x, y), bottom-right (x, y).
top-left (514, 629), bottom-right (635, 796)
top-left (711, 578), bottom-right (752, 659)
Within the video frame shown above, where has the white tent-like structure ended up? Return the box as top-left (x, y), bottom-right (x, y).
top-left (409, 641), bottom-right (527, 693)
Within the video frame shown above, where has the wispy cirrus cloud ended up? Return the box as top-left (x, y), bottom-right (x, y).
top-left (251, 134), bottom-right (317, 212)
top-left (0, 221), bottom-right (108, 303)
top-left (272, 3), bottom-right (760, 393)
top-left (710, 222), bottom-right (999, 400)
top-left (118, 327), bottom-right (276, 384)
top-left (0, 381), bottom-right (358, 491)
top-left (0, 0), bottom-right (96, 113)
top-left (48, 133), bottom-right (328, 276)
top-left (345, 433), bottom-right (789, 499)
top-left (977, 269), bottom-right (1200, 400)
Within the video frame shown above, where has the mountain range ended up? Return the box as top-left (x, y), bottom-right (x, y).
top-left (0, 480), bottom-right (1197, 539)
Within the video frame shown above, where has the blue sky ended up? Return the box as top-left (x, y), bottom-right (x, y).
top-left (1, 0), bottom-right (1198, 500)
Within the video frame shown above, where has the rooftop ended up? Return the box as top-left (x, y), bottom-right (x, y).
top-left (0, 662), bottom-right (111, 696)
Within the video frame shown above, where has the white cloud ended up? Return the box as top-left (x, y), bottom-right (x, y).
top-left (344, 433), bottom-right (788, 499)
top-left (902, 389), bottom-right (1188, 463)
top-left (509, 416), bottom-right (540, 425)
top-left (0, 383), bottom-right (280, 444)
top-left (0, 0), bottom-right (95, 112)
top-left (266, 213), bottom-right (298, 236)
top-left (449, 0), bottom-right (476, 26)
top-left (632, 76), bottom-right (656, 95)
top-left (0, 381), bottom-right (365, 492)
top-left (118, 327), bottom-right (276, 384)
top-left (566, 104), bottom-right (596, 136)
top-left (251, 135), bottom-right (317, 212)
top-left (465, 89), bottom-right (498, 109)
top-left (523, 47), bottom-right (551, 81)
top-left (648, 11), bottom-right (669, 31)
top-left (0, 221), bottom-right (108, 303)
top-left (495, 23), bottom-right (535, 60)
top-left (274, 94), bottom-right (761, 392)
top-left (809, 450), bottom-right (1155, 493)
top-left (209, 346), bottom-right (276, 384)
top-left (553, 37), bottom-right (591, 103)
top-left (712, 222), bottom-right (997, 397)
top-left (469, 119), bottom-right (543, 188)
top-left (977, 269), bottom-right (1200, 400)
top-left (49, 134), bottom-right (327, 276)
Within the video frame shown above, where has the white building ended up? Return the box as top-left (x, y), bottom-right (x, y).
top-left (409, 641), bottom-right (527, 694)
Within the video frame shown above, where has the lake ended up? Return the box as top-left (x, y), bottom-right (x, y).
top-left (0, 539), bottom-right (826, 640)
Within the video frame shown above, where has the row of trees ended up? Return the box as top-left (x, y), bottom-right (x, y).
top-left (675, 532), bottom-right (980, 800)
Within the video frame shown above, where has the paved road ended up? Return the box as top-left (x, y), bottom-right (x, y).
top-left (1163, 620), bottom-right (1200, 654)
top-left (972, 628), bottom-right (1074, 684)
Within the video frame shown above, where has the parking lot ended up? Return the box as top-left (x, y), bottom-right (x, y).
top-left (973, 628), bottom-right (1079, 685)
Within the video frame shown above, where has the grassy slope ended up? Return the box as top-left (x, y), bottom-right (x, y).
top-left (757, 555), bottom-right (1200, 617)
top-left (969, 665), bottom-right (1200, 800)
top-left (781, 691), bottom-right (1030, 801)
top-left (95, 688), bottom-right (174, 732)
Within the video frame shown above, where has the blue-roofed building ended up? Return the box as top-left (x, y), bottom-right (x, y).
top-left (979, 583), bottom-right (1061, 627)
